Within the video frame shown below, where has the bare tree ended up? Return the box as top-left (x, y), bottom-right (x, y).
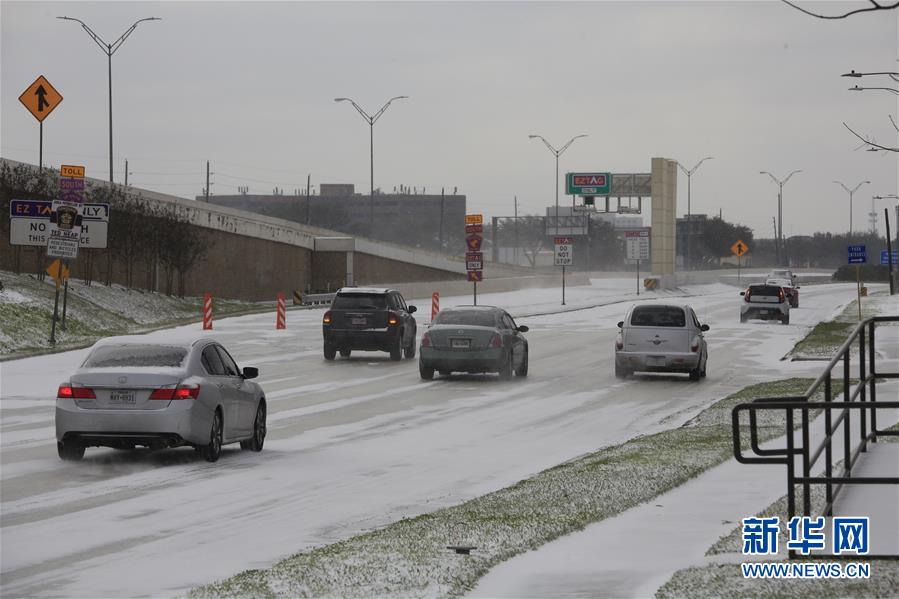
top-left (782, 0), bottom-right (899, 19)
top-left (843, 120), bottom-right (899, 153)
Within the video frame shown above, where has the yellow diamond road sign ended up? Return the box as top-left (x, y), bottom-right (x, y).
top-left (731, 239), bottom-right (748, 257)
top-left (19, 76), bottom-right (63, 123)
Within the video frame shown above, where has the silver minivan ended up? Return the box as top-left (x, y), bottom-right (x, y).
top-left (615, 303), bottom-right (709, 380)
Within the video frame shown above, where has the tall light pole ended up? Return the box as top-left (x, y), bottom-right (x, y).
top-left (677, 157), bottom-right (714, 269)
top-left (528, 134), bottom-right (588, 236)
top-left (334, 95), bottom-right (408, 235)
top-left (833, 180), bottom-right (870, 236)
top-left (58, 16), bottom-right (160, 184)
top-left (760, 170), bottom-right (801, 266)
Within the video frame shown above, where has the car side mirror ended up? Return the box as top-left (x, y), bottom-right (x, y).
top-left (517, 325), bottom-right (529, 333)
top-left (408, 305), bottom-right (417, 314)
top-left (739, 292), bottom-right (745, 296)
top-left (701, 324), bottom-right (710, 332)
top-left (617, 321), bottom-right (624, 328)
top-left (242, 367), bottom-right (259, 379)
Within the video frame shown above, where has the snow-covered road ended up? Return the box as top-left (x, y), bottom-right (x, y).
top-left (0, 280), bottom-right (864, 597)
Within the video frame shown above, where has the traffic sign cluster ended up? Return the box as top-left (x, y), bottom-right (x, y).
top-left (465, 214), bottom-right (484, 282)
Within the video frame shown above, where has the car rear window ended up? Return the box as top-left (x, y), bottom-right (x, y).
top-left (630, 306), bottom-right (686, 328)
top-left (434, 310), bottom-right (498, 327)
top-left (333, 293), bottom-right (387, 310)
top-left (749, 285), bottom-right (783, 295)
top-left (83, 345), bottom-right (188, 368)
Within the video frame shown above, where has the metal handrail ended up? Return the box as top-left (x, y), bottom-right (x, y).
top-left (731, 315), bottom-right (899, 558)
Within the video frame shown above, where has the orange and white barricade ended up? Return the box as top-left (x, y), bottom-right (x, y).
top-left (431, 292), bottom-right (440, 320)
top-left (203, 293), bottom-right (213, 330)
top-left (276, 293), bottom-right (287, 329)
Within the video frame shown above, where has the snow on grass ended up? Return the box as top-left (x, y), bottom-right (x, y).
top-left (0, 271), bottom-right (264, 358)
top-left (789, 291), bottom-right (898, 360)
top-left (188, 378), bottom-right (820, 599)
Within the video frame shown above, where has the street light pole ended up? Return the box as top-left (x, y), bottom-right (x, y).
top-left (528, 134), bottom-right (588, 236)
top-left (760, 170), bottom-right (801, 266)
top-left (57, 16), bottom-right (160, 184)
top-left (334, 95), bottom-right (408, 236)
top-left (676, 157), bottom-right (714, 269)
top-left (833, 180), bottom-right (871, 236)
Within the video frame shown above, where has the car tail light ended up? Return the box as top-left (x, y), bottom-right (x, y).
top-left (322, 311), bottom-right (332, 325)
top-left (779, 289), bottom-right (785, 303)
top-left (615, 335), bottom-right (624, 351)
top-left (744, 289), bottom-right (751, 303)
top-left (149, 384), bottom-right (201, 400)
top-left (57, 384), bottom-right (96, 399)
top-left (388, 311), bottom-right (399, 326)
top-left (488, 333), bottom-right (503, 349)
top-left (421, 331), bottom-right (432, 347)
top-left (691, 336), bottom-right (701, 353)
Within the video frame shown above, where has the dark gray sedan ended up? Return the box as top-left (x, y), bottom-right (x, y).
top-left (55, 337), bottom-right (266, 463)
top-left (419, 306), bottom-right (529, 380)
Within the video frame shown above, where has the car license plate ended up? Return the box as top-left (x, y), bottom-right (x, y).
top-left (109, 390), bottom-right (135, 404)
top-left (351, 317), bottom-right (367, 325)
top-left (647, 356), bottom-right (666, 367)
top-left (759, 310), bottom-right (769, 315)
top-left (451, 338), bottom-right (471, 349)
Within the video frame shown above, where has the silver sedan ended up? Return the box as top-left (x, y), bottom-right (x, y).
top-left (55, 337), bottom-right (266, 462)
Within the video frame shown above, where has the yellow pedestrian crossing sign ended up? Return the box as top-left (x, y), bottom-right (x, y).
top-left (731, 240), bottom-right (748, 257)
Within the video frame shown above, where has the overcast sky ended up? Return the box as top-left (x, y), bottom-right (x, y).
top-left (2, 1), bottom-right (896, 237)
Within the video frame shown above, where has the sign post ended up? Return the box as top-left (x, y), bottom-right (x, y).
top-left (465, 214), bottom-right (483, 305)
top-left (731, 239), bottom-right (749, 284)
top-left (45, 258), bottom-right (63, 344)
top-left (847, 244), bottom-right (867, 320)
top-left (19, 76), bottom-right (63, 169)
top-left (625, 230), bottom-right (651, 295)
top-left (554, 236), bottom-right (573, 305)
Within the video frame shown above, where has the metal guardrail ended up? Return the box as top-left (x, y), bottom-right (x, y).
top-left (299, 292), bottom-right (336, 306)
top-left (732, 315), bottom-right (899, 558)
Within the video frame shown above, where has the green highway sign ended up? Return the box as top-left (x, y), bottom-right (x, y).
top-left (566, 172), bottom-right (611, 196)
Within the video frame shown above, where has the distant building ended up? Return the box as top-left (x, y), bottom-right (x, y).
top-left (203, 184), bottom-right (466, 253)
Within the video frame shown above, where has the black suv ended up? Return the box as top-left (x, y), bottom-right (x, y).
top-left (322, 288), bottom-right (417, 361)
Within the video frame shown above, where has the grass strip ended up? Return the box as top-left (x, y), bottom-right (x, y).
top-left (789, 291), bottom-right (896, 360)
top-left (189, 378), bottom-right (828, 599)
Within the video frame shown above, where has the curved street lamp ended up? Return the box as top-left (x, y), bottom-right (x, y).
top-left (760, 170), bottom-right (801, 266)
top-left (58, 16), bottom-right (161, 183)
top-left (334, 96), bottom-right (408, 234)
top-left (848, 85), bottom-right (899, 95)
top-left (833, 180), bottom-right (871, 236)
top-left (527, 134), bottom-right (588, 236)
top-left (677, 157), bottom-right (714, 269)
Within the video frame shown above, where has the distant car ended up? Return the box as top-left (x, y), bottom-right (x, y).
top-left (55, 338), bottom-right (266, 463)
top-left (766, 278), bottom-right (800, 308)
top-left (419, 305), bottom-right (529, 380)
top-left (322, 288), bottom-right (417, 361)
top-left (740, 284), bottom-right (790, 324)
top-left (768, 269), bottom-right (798, 283)
top-left (615, 303), bottom-right (709, 381)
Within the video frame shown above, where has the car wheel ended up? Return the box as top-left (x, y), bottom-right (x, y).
top-left (701, 356), bottom-right (707, 378)
top-left (390, 336), bottom-right (403, 361)
top-left (515, 348), bottom-right (529, 377)
top-left (419, 360), bottom-right (434, 380)
top-left (404, 338), bottom-right (416, 359)
top-left (241, 402), bottom-right (266, 452)
top-left (689, 368), bottom-right (701, 381)
top-left (201, 409), bottom-right (223, 463)
top-left (324, 342), bottom-right (337, 361)
top-left (782, 314), bottom-right (790, 325)
top-left (499, 351), bottom-right (513, 381)
top-left (740, 313), bottom-right (747, 323)
top-left (615, 363), bottom-right (628, 379)
top-left (339, 349), bottom-right (352, 358)
top-left (57, 440), bottom-right (85, 461)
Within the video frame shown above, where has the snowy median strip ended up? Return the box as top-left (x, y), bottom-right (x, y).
top-left (188, 378), bottom-right (829, 599)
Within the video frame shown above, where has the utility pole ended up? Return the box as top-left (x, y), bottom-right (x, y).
top-left (124, 159), bottom-right (128, 187)
top-left (439, 187), bottom-right (445, 251)
top-left (514, 196), bottom-right (519, 266)
top-left (760, 170), bottom-right (801, 266)
top-left (306, 174), bottom-right (311, 225)
top-left (205, 161), bottom-right (210, 202)
top-left (772, 216), bottom-right (779, 266)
